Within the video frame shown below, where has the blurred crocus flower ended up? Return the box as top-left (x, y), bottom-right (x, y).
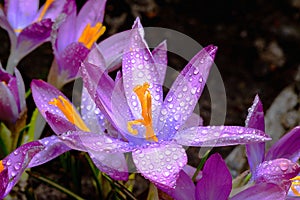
top-left (0, 66), bottom-right (26, 126)
top-left (49, 18), bottom-right (271, 189)
top-left (48, 0), bottom-right (107, 88)
top-left (0, 135), bottom-right (70, 199)
top-left (160, 153), bottom-right (286, 200)
top-left (0, 0), bottom-right (68, 73)
top-left (245, 95), bottom-right (300, 195)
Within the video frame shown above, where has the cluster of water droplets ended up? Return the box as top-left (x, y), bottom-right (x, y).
top-left (256, 158), bottom-right (300, 182)
top-left (2, 142), bottom-right (44, 179)
top-left (174, 125), bottom-right (270, 147)
top-left (81, 88), bottom-right (106, 133)
top-left (132, 143), bottom-right (186, 188)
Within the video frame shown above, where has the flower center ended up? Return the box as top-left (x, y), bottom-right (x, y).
top-left (37, 0), bottom-right (54, 21)
top-left (78, 23), bottom-right (106, 49)
top-left (49, 95), bottom-right (90, 132)
top-left (0, 160), bottom-right (4, 173)
top-left (290, 176), bottom-right (300, 196)
top-left (127, 82), bottom-right (158, 142)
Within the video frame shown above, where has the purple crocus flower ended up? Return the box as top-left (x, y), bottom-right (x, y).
top-left (0, 65), bottom-right (26, 125)
top-left (47, 0), bottom-right (107, 88)
top-left (52, 18), bottom-right (271, 189)
top-left (245, 95), bottom-right (300, 195)
top-left (31, 79), bottom-right (129, 180)
top-left (0, 135), bottom-right (70, 199)
top-left (0, 0), bottom-right (69, 73)
top-left (160, 153), bottom-right (286, 200)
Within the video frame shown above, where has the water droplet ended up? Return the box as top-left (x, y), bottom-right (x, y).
top-left (14, 162), bottom-right (21, 170)
top-left (137, 65), bottom-right (143, 69)
top-left (165, 150), bottom-right (171, 155)
top-left (191, 88), bottom-right (197, 95)
top-left (167, 96), bottom-right (173, 102)
top-left (279, 161), bottom-right (289, 171)
top-left (161, 109), bottom-right (167, 115)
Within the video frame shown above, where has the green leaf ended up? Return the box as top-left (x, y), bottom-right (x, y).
top-left (0, 122), bottom-right (12, 156)
top-left (27, 171), bottom-right (85, 200)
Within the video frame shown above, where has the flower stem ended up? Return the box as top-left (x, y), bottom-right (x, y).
top-left (192, 149), bottom-right (211, 182)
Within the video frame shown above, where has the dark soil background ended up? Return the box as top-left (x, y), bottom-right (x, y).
top-left (1, 0), bottom-right (300, 199)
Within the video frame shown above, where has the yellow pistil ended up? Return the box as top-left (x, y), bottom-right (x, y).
top-left (127, 83), bottom-right (158, 142)
top-left (49, 95), bottom-right (90, 132)
top-left (0, 160), bottom-right (4, 173)
top-left (78, 22), bottom-right (106, 49)
top-left (290, 176), bottom-right (300, 196)
top-left (37, 0), bottom-right (54, 21)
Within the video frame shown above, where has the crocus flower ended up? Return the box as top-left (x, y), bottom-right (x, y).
top-left (31, 79), bottom-right (129, 180)
top-left (52, 18), bottom-right (271, 189)
top-left (0, 135), bottom-right (70, 199)
top-left (0, 65), bottom-right (26, 125)
top-left (245, 95), bottom-right (300, 194)
top-left (0, 0), bottom-right (69, 73)
top-left (159, 153), bottom-right (286, 200)
top-left (47, 0), bottom-right (107, 88)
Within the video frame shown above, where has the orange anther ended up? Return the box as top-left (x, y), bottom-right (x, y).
top-left (127, 83), bottom-right (158, 142)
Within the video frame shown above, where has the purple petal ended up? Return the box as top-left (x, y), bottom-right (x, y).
top-left (122, 18), bottom-right (163, 123)
top-left (0, 169), bottom-right (9, 199)
top-left (255, 158), bottom-right (300, 184)
top-left (89, 151), bottom-right (128, 181)
top-left (245, 95), bottom-right (265, 131)
top-left (1, 141), bottom-right (44, 197)
top-left (45, 111), bottom-right (77, 135)
top-left (58, 131), bottom-right (131, 153)
top-left (55, 42), bottom-right (89, 84)
top-left (0, 82), bottom-right (18, 123)
top-left (31, 80), bottom-right (77, 126)
top-left (35, 0), bottom-right (69, 21)
top-left (12, 19), bottom-right (53, 64)
top-left (14, 68), bottom-right (26, 112)
top-left (75, 0), bottom-right (106, 40)
top-left (231, 183), bottom-right (286, 200)
top-left (0, 8), bottom-right (17, 49)
top-left (266, 126), bottom-right (300, 162)
top-left (152, 40), bottom-right (168, 86)
top-left (158, 170), bottom-right (195, 200)
top-left (245, 95), bottom-right (265, 175)
top-left (53, 4), bottom-right (77, 55)
top-left (97, 30), bottom-right (130, 71)
top-left (174, 126), bottom-right (271, 147)
top-left (158, 45), bottom-right (217, 139)
top-left (5, 0), bottom-right (38, 30)
top-left (81, 87), bottom-right (106, 133)
top-left (80, 61), bottom-right (120, 129)
top-left (132, 143), bottom-right (187, 188)
top-left (195, 153), bottom-right (231, 200)
top-left (180, 112), bottom-right (203, 130)
top-left (28, 136), bottom-right (71, 168)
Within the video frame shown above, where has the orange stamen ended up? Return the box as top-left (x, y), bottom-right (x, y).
top-left (0, 160), bottom-right (4, 173)
top-left (49, 95), bottom-right (90, 132)
top-left (37, 0), bottom-right (54, 21)
top-left (78, 22), bottom-right (106, 49)
top-left (14, 28), bottom-right (22, 33)
top-left (1, 81), bottom-right (7, 86)
top-left (290, 176), bottom-right (300, 196)
top-left (127, 83), bottom-right (158, 142)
